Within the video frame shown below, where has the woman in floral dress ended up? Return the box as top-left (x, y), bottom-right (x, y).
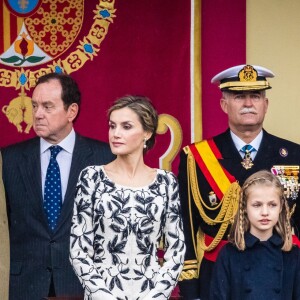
top-left (70, 96), bottom-right (185, 300)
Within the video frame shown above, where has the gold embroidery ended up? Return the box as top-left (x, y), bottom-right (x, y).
top-left (238, 65), bottom-right (258, 82)
top-left (25, 0), bottom-right (84, 57)
top-left (178, 269), bottom-right (198, 281)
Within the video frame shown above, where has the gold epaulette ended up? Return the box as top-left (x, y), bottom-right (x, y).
top-left (178, 260), bottom-right (198, 281)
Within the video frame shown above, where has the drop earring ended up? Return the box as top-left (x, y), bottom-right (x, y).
top-left (143, 138), bottom-right (147, 149)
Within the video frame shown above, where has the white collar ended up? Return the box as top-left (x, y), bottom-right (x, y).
top-left (230, 130), bottom-right (263, 151)
top-left (40, 128), bottom-right (76, 154)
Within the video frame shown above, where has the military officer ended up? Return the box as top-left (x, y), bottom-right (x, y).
top-left (178, 64), bottom-right (300, 300)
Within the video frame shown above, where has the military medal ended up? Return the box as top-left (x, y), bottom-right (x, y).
top-left (241, 150), bottom-right (254, 170)
top-left (208, 191), bottom-right (217, 206)
top-left (271, 165), bottom-right (300, 201)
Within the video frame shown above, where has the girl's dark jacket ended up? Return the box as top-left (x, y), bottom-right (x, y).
top-left (210, 232), bottom-right (300, 300)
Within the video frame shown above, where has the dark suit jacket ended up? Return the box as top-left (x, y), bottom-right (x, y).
top-left (2, 134), bottom-right (115, 300)
top-left (178, 129), bottom-right (300, 300)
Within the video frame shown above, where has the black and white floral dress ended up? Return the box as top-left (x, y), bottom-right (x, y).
top-left (70, 166), bottom-right (185, 300)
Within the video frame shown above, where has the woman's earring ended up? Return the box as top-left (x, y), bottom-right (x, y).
top-left (143, 138), bottom-right (147, 149)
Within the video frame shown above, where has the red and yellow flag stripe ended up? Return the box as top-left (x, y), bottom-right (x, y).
top-left (1, 2), bottom-right (23, 53)
top-left (189, 139), bottom-right (236, 200)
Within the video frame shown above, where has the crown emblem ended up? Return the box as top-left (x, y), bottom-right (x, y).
top-left (238, 65), bottom-right (258, 82)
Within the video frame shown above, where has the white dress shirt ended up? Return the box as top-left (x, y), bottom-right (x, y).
top-left (41, 128), bottom-right (76, 202)
top-left (230, 130), bottom-right (263, 160)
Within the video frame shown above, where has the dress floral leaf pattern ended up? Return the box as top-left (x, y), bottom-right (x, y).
top-left (70, 166), bottom-right (185, 300)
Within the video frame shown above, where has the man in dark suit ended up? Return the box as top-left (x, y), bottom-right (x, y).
top-left (2, 73), bottom-right (115, 300)
top-left (178, 64), bottom-right (300, 300)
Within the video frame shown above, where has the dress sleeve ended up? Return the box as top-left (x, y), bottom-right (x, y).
top-left (69, 166), bottom-right (115, 300)
top-left (144, 171), bottom-right (186, 299)
top-left (209, 245), bottom-right (231, 300)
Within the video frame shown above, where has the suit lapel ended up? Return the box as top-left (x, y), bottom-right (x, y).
top-left (215, 130), bottom-right (242, 171)
top-left (252, 130), bottom-right (273, 166)
top-left (18, 139), bottom-right (48, 225)
top-left (56, 135), bottom-right (93, 231)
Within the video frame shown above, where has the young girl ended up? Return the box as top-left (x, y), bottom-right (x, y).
top-left (210, 170), bottom-right (300, 300)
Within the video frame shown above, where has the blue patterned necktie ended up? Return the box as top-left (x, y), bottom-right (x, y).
top-left (240, 144), bottom-right (256, 169)
top-left (44, 145), bottom-right (63, 231)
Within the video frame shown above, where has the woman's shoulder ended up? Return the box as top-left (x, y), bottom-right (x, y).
top-left (79, 165), bottom-right (105, 179)
top-left (156, 168), bottom-right (177, 179)
top-left (155, 169), bottom-right (179, 188)
top-left (81, 165), bottom-right (104, 172)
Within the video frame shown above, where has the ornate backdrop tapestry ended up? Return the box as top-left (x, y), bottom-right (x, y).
top-left (0, 0), bottom-right (245, 173)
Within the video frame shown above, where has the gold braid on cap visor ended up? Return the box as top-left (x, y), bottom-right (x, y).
top-left (219, 80), bottom-right (270, 90)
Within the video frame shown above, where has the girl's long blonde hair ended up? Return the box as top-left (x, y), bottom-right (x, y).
top-left (228, 170), bottom-right (293, 251)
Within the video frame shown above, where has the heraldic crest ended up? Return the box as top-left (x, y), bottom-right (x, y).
top-left (0, 0), bottom-right (116, 134)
